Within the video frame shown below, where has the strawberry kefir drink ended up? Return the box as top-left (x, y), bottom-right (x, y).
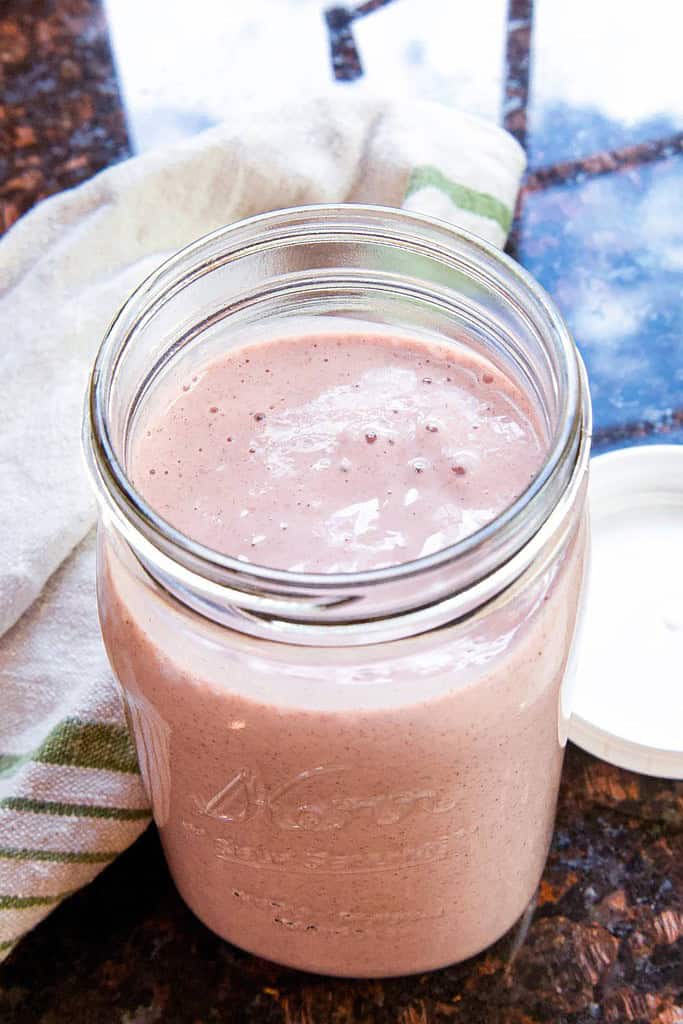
top-left (85, 207), bottom-right (591, 976)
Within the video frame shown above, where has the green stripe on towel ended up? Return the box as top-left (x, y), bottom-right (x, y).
top-left (0, 717), bottom-right (140, 777)
top-left (38, 719), bottom-right (139, 774)
top-left (0, 892), bottom-right (73, 910)
top-left (0, 797), bottom-right (150, 821)
top-left (0, 847), bottom-right (117, 864)
top-left (404, 165), bottom-right (513, 233)
top-left (0, 754), bottom-right (24, 776)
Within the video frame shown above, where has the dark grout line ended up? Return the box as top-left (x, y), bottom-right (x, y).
top-left (524, 131), bottom-right (683, 194)
top-left (505, 192), bottom-right (524, 260)
top-left (592, 409), bottom-right (683, 450)
top-left (325, 7), bottom-right (363, 81)
top-left (503, 0), bottom-right (534, 151)
top-left (354, 0), bottom-right (397, 16)
top-left (502, 0), bottom-right (534, 258)
top-left (324, 0), bottom-right (397, 82)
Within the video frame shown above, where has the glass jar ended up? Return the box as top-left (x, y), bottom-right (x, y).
top-left (84, 206), bottom-right (591, 978)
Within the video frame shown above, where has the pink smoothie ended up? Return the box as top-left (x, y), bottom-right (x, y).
top-left (130, 334), bottom-right (544, 571)
top-left (99, 332), bottom-right (586, 976)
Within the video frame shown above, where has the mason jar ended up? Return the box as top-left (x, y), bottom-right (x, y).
top-left (84, 206), bottom-right (591, 978)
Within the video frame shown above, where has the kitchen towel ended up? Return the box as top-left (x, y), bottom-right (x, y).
top-left (0, 92), bottom-right (524, 959)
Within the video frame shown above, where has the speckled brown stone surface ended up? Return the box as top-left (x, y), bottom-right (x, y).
top-left (2, 747), bottom-right (681, 1023)
top-left (1, 0), bottom-right (682, 1020)
top-left (0, 0), bottom-right (128, 235)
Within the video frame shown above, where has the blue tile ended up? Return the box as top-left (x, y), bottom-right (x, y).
top-left (527, 0), bottom-right (683, 167)
top-left (519, 156), bottom-right (683, 440)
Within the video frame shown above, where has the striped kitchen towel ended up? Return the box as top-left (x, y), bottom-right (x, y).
top-left (0, 91), bottom-right (524, 959)
top-left (0, 538), bottom-right (152, 959)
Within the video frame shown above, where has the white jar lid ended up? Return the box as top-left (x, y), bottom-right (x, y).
top-left (568, 444), bottom-right (683, 779)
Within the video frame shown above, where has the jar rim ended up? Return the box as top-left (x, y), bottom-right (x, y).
top-left (85, 204), bottom-right (590, 627)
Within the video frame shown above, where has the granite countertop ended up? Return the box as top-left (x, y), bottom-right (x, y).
top-left (1, 1), bottom-right (682, 1021)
